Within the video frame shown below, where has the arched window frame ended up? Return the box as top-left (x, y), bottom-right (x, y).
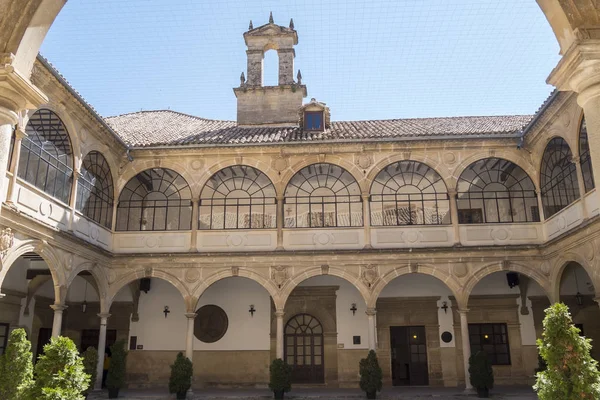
top-left (284, 163), bottom-right (363, 228)
top-left (199, 165), bottom-right (277, 230)
top-left (540, 137), bottom-right (580, 218)
top-left (369, 161), bottom-right (450, 226)
top-left (579, 116), bottom-right (595, 193)
top-left (18, 109), bottom-right (73, 204)
top-left (76, 151), bottom-right (114, 229)
top-left (116, 168), bottom-right (192, 231)
top-left (457, 158), bottom-right (539, 223)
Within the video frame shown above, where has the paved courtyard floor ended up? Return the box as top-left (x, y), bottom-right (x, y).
top-left (88, 386), bottom-right (538, 399)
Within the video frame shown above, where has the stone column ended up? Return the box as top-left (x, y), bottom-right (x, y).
top-left (50, 304), bottom-right (67, 337)
top-left (5, 125), bottom-right (26, 205)
top-left (0, 107), bottom-right (18, 205)
top-left (362, 194), bottom-right (372, 249)
top-left (458, 309), bottom-right (473, 390)
top-left (447, 189), bottom-right (460, 245)
top-left (276, 195), bottom-right (284, 250)
top-left (95, 313), bottom-right (111, 390)
top-left (111, 200), bottom-right (119, 231)
top-left (275, 310), bottom-right (285, 359)
top-left (246, 50), bottom-right (264, 86)
top-left (277, 48), bottom-right (295, 85)
top-left (185, 312), bottom-right (197, 361)
top-left (68, 169), bottom-right (80, 230)
top-left (572, 156), bottom-right (588, 218)
top-left (366, 308), bottom-right (377, 350)
top-left (536, 190), bottom-right (546, 223)
top-left (190, 198), bottom-right (199, 251)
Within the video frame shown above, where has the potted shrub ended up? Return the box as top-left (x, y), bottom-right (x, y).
top-left (0, 328), bottom-right (33, 400)
top-left (534, 303), bottom-right (600, 399)
top-left (169, 352), bottom-right (193, 399)
top-left (106, 340), bottom-right (128, 399)
top-left (81, 347), bottom-right (98, 398)
top-left (469, 350), bottom-right (494, 398)
top-left (268, 358), bottom-right (292, 399)
top-left (359, 350), bottom-right (382, 399)
top-left (28, 336), bottom-right (90, 400)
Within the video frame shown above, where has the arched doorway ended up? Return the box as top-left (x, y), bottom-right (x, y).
top-left (284, 313), bottom-right (324, 384)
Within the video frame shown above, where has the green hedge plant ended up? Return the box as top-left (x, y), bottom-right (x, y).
top-left (0, 328), bottom-right (33, 400)
top-left (534, 303), bottom-right (600, 399)
top-left (28, 336), bottom-right (90, 400)
top-left (269, 358), bottom-right (292, 400)
top-left (169, 352), bottom-right (193, 399)
top-left (81, 347), bottom-right (98, 397)
top-left (469, 350), bottom-right (494, 398)
top-left (359, 350), bottom-right (383, 399)
top-left (106, 340), bottom-right (128, 399)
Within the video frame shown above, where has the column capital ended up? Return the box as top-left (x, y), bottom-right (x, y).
top-left (275, 310), bottom-right (285, 318)
top-left (457, 308), bottom-right (470, 315)
top-left (572, 156), bottom-right (582, 165)
top-left (447, 188), bottom-right (457, 197)
top-left (97, 313), bottom-right (111, 320)
top-left (14, 127), bottom-right (27, 140)
top-left (50, 304), bottom-right (67, 312)
top-left (365, 307), bottom-right (377, 316)
top-left (185, 312), bottom-right (197, 319)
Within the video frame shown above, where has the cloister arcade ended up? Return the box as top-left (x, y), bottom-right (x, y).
top-left (2, 0), bottom-right (600, 391)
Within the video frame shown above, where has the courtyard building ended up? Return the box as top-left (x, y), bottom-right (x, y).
top-left (2, 3), bottom-right (600, 391)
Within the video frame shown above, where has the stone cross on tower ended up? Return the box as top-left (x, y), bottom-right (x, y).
top-left (234, 13), bottom-right (307, 126)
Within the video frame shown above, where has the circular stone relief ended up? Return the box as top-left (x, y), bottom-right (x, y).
top-left (194, 305), bottom-right (229, 343)
top-left (441, 331), bottom-right (453, 343)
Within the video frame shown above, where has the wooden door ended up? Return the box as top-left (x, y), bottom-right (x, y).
top-left (390, 326), bottom-right (429, 386)
top-left (284, 314), bottom-right (324, 384)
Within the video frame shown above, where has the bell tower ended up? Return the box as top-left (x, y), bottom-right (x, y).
top-left (234, 13), bottom-right (307, 126)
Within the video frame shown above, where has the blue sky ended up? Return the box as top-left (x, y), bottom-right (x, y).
top-left (41, 0), bottom-right (560, 121)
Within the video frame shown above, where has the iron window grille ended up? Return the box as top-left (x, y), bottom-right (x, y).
top-left (116, 168), bottom-right (192, 231)
top-left (579, 117), bottom-right (595, 193)
top-left (18, 109), bottom-right (73, 204)
top-left (468, 323), bottom-right (511, 365)
top-left (77, 151), bottom-right (114, 229)
top-left (457, 158), bottom-right (539, 223)
top-left (199, 165), bottom-right (277, 229)
top-left (540, 137), bottom-right (580, 218)
top-left (370, 161), bottom-right (450, 226)
top-left (284, 163), bottom-right (363, 228)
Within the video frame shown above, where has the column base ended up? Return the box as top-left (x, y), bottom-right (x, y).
top-left (463, 387), bottom-right (475, 394)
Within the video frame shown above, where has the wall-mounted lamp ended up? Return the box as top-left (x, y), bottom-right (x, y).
top-left (440, 301), bottom-right (448, 314)
top-left (350, 303), bottom-right (357, 316)
top-left (574, 268), bottom-right (584, 306)
top-left (163, 306), bottom-right (170, 318)
top-left (249, 304), bottom-right (256, 317)
top-left (82, 280), bottom-right (88, 313)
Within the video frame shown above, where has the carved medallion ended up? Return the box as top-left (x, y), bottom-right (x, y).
top-left (355, 154), bottom-right (372, 170)
top-left (194, 305), bottom-right (229, 343)
top-left (443, 152), bottom-right (456, 165)
top-left (107, 269), bottom-right (117, 284)
top-left (0, 228), bottom-right (14, 257)
top-left (583, 242), bottom-right (595, 262)
top-left (540, 261), bottom-right (551, 276)
top-left (272, 156), bottom-right (289, 172)
top-left (185, 268), bottom-right (200, 283)
top-left (271, 265), bottom-right (288, 288)
top-left (190, 159), bottom-right (204, 171)
top-left (452, 264), bottom-right (468, 278)
top-left (360, 264), bottom-right (379, 288)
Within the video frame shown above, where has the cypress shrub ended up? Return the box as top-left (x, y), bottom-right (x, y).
top-left (0, 328), bottom-right (33, 400)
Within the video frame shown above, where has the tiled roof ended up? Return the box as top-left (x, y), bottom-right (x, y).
top-left (105, 110), bottom-right (533, 147)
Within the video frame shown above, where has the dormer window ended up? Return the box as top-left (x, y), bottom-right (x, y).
top-left (305, 111), bottom-right (324, 131)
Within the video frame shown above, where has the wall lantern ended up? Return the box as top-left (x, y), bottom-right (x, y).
top-left (82, 281), bottom-right (88, 313)
top-left (440, 301), bottom-right (448, 314)
top-left (350, 303), bottom-right (357, 316)
top-left (573, 268), bottom-right (584, 306)
top-left (163, 306), bottom-right (170, 318)
top-left (249, 304), bottom-right (256, 317)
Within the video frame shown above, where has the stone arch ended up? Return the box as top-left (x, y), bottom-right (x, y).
top-left (196, 158), bottom-right (281, 200)
top-left (116, 160), bottom-right (197, 197)
top-left (106, 268), bottom-right (191, 312)
top-left (80, 147), bottom-right (120, 201)
top-left (550, 254), bottom-right (599, 303)
top-left (191, 268), bottom-right (279, 309)
top-left (366, 155), bottom-right (451, 192)
top-left (368, 264), bottom-right (463, 308)
top-left (65, 261), bottom-right (109, 310)
top-left (278, 266), bottom-right (370, 311)
top-left (462, 261), bottom-right (553, 307)
top-left (0, 239), bottom-right (65, 302)
top-left (279, 156), bottom-right (368, 195)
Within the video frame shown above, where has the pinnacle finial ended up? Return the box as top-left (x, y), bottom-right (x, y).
top-left (249, 20), bottom-right (253, 30)
top-left (240, 72), bottom-right (246, 85)
top-left (269, 12), bottom-right (274, 24)
top-left (289, 18), bottom-right (294, 29)
top-left (297, 70), bottom-right (302, 85)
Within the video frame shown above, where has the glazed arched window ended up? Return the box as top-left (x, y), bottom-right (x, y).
top-left (579, 117), bottom-right (595, 193)
top-left (18, 109), bottom-right (73, 204)
top-left (116, 168), bottom-right (192, 231)
top-left (540, 137), bottom-right (580, 218)
top-left (370, 161), bottom-right (449, 226)
top-left (199, 165), bottom-right (276, 229)
top-left (457, 158), bottom-right (539, 223)
top-left (76, 151), bottom-right (114, 228)
top-left (284, 163), bottom-right (362, 228)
